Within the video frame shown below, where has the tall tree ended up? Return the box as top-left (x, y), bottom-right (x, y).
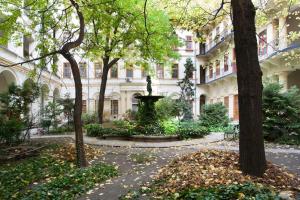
top-left (84, 0), bottom-right (180, 123)
top-left (0, 0), bottom-right (87, 167)
top-left (231, 0), bottom-right (266, 176)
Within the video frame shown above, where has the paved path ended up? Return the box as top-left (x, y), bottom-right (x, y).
top-left (32, 134), bottom-right (300, 200)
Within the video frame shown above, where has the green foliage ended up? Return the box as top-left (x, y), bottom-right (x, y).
top-left (85, 123), bottom-right (134, 137)
top-left (0, 118), bottom-right (24, 144)
top-left (84, 0), bottom-right (180, 65)
top-left (82, 113), bottom-right (98, 125)
top-left (262, 83), bottom-right (300, 144)
top-left (156, 96), bottom-right (181, 121)
top-left (177, 58), bottom-right (195, 121)
top-left (162, 119), bottom-right (179, 135)
top-left (135, 122), bottom-right (165, 135)
top-left (113, 120), bottom-right (135, 131)
top-left (49, 124), bottom-right (74, 135)
top-left (177, 121), bottom-right (209, 139)
top-left (85, 124), bottom-right (104, 137)
top-left (123, 109), bottom-right (138, 121)
top-left (43, 101), bottom-right (63, 129)
top-left (57, 94), bottom-right (74, 127)
top-left (172, 183), bottom-right (279, 200)
top-left (0, 152), bottom-right (117, 200)
top-left (199, 103), bottom-right (229, 131)
top-left (137, 100), bottom-right (159, 126)
top-left (0, 82), bottom-right (39, 144)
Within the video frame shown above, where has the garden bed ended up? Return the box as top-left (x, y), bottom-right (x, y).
top-left (99, 135), bottom-right (181, 142)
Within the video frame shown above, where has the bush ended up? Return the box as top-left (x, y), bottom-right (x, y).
top-left (176, 183), bottom-right (278, 200)
top-left (162, 119), bottom-right (179, 135)
top-left (0, 118), bottom-right (24, 144)
top-left (82, 113), bottom-right (98, 125)
top-left (156, 97), bottom-right (181, 121)
top-left (199, 103), bottom-right (229, 131)
top-left (134, 122), bottom-right (165, 135)
top-left (263, 83), bottom-right (300, 144)
top-left (122, 109), bottom-right (138, 121)
top-left (113, 120), bottom-right (135, 130)
top-left (177, 121), bottom-right (209, 139)
top-left (85, 123), bottom-right (134, 137)
top-left (85, 124), bottom-right (104, 137)
top-left (49, 124), bottom-right (74, 134)
top-left (41, 118), bottom-right (51, 133)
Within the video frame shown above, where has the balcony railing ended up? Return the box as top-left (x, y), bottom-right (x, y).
top-left (204, 29), bottom-right (233, 54)
top-left (205, 63), bottom-right (237, 84)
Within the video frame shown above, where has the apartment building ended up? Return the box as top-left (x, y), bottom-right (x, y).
top-left (1, 2), bottom-right (299, 122)
top-left (196, 5), bottom-right (300, 121)
top-left (58, 30), bottom-right (200, 121)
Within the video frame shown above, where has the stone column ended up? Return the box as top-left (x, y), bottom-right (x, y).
top-left (278, 71), bottom-right (289, 91)
top-left (279, 16), bottom-right (288, 49)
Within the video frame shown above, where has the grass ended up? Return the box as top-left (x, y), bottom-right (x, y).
top-left (0, 144), bottom-right (117, 200)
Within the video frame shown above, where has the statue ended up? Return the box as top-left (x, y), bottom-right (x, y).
top-left (146, 75), bottom-right (152, 96)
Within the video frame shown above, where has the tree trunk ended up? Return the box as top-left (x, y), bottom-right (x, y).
top-left (98, 64), bottom-right (109, 124)
top-left (62, 53), bottom-right (88, 168)
top-left (231, 0), bottom-right (266, 177)
top-left (60, 0), bottom-right (87, 168)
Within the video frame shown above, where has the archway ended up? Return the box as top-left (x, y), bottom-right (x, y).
top-left (0, 70), bottom-right (17, 93)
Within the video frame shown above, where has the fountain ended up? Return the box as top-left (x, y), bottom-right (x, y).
top-left (135, 76), bottom-right (164, 126)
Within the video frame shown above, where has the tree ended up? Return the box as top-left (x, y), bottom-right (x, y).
top-left (231, 0), bottom-right (266, 176)
top-left (58, 94), bottom-right (75, 128)
top-left (0, 0), bottom-right (87, 167)
top-left (177, 57), bottom-right (195, 121)
top-left (84, 0), bottom-right (180, 123)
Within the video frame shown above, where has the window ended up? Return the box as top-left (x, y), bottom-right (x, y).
top-left (233, 94), bottom-right (239, 120)
top-left (111, 100), bottom-right (118, 115)
top-left (186, 36), bottom-right (193, 50)
top-left (215, 26), bottom-right (220, 42)
top-left (224, 53), bottom-right (229, 72)
top-left (216, 60), bottom-right (220, 76)
top-left (79, 62), bottom-right (87, 78)
top-left (63, 62), bottom-right (72, 78)
top-left (82, 100), bottom-right (87, 113)
top-left (126, 64), bottom-right (133, 78)
top-left (209, 65), bottom-right (213, 78)
top-left (132, 93), bottom-right (141, 112)
top-left (171, 64), bottom-right (179, 79)
top-left (110, 64), bottom-right (118, 78)
top-left (94, 62), bottom-right (102, 78)
top-left (258, 30), bottom-right (267, 56)
top-left (23, 35), bottom-right (31, 58)
top-left (156, 64), bottom-right (164, 79)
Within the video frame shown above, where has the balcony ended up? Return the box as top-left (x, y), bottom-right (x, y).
top-left (258, 37), bottom-right (300, 61)
top-left (204, 63), bottom-right (237, 84)
top-left (198, 29), bottom-right (233, 56)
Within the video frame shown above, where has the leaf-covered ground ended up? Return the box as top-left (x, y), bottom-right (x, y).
top-left (0, 143), bottom-right (117, 200)
top-left (152, 150), bottom-right (300, 197)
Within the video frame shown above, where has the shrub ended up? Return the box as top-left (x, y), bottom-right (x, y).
top-left (82, 113), bottom-right (98, 125)
top-left (40, 118), bottom-right (51, 133)
top-left (49, 124), bottom-right (74, 134)
top-left (113, 120), bottom-right (135, 130)
top-left (156, 97), bottom-right (181, 121)
top-left (85, 124), bottom-right (104, 137)
top-left (177, 121), bottom-right (209, 139)
top-left (85, 124), bottom-right (134, 137)
top-left (134, 122), bottom-right (165, 135)
top-left (0, 118), bottom-right (24, 144)
top-left (263, 83), bottom-right (300, 144)
top-left (122, 109), bottom-right (138, 121)
top-left (199, 103), bottom-right (229, 131)
top-left (176, 183), bottom-right (279, 200)
top-left (162, 119), bottom-right (179, 135)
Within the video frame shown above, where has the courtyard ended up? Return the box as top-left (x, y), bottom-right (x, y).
top-left (1, 0), bottom-right (300, 199)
